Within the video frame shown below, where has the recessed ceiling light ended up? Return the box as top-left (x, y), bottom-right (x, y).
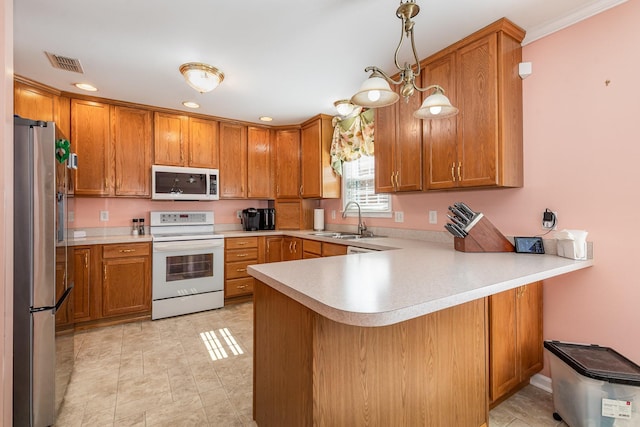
top-left (182, 101), bottom-right (200, 109)
top-left (259, 116), bottom-right (273, 122)
top-left (74, 83), bottom-right (98, 92)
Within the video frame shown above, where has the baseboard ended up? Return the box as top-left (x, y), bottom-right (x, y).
top-left (530, 373), bottom-right (552, 393)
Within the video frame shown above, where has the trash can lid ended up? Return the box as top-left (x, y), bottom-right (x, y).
top-left (544, 341), bottom-right (640, 386)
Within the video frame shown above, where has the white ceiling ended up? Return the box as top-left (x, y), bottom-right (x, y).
top-left (14, 0), bottom-right (625, 126)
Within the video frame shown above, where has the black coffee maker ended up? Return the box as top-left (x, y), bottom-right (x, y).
top-left (241, 208), bottom-right (260, 231)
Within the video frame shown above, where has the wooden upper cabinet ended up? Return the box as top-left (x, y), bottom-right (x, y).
top-left (422, 53), bottom-right (458, 189)
top-left (247, 126), bottom-right (272, 199)
top-left (374, 85), bottom-right (423, 193)
top-left (14, 80), bottom-right (56, 122)
top-left (219, 122), bottom-right (248, 198)
top-left (300, 115), bottom-right (340, 199)
top-left (71, 99), bottom-right (112, 196)
top-left (188, 117), bottom-right (219, 168)
top-left (112, 106), bottom-right (152, 196)
top-left (422, 18), bottom-right (524, 190)
top-left (274, 128), bottom-right (301, 198)
top-left (154, 112), bottom-right (189, 166)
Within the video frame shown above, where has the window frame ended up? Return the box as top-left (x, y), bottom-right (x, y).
top-left (341, 155), bottom-right (392, 218)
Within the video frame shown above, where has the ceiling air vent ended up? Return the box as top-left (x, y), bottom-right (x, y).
top-left (45, 52), bottom-right (84, 73)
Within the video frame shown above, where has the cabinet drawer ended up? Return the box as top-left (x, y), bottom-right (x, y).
top-left (225, 260), bottom-right (256, 280)
top-left (225, 248), bottom-right (258, 262)
top-left (103, 243), bottom-right (150, 258)
top-left (226, 237), bottom-right (259, 250)
top-left (302, 239), bottom-right (321, 255)
top-left (303, 252), bottom-right (321, 259)
top-left (226, 277), bottom-right (254, 298)
top-left (322, 242), bottom-right (348, 257)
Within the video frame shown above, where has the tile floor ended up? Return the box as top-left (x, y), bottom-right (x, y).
top-left (56, 301), bottom-right (567, 426)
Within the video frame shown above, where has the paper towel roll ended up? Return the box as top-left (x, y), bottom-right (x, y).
top-left (314, 209), bottom-right (324, 231)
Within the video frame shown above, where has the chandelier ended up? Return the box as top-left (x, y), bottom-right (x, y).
top-left (350, 1), bottom-right (458, 119)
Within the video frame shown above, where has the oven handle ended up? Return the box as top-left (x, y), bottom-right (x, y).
top-left (153, 240), bottom-right (224, 252)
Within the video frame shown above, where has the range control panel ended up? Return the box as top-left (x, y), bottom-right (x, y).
top-left (150, 211), bottom-right (213, 226)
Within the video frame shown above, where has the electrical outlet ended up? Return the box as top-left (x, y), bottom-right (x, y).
top-left (236, 210), bottom-right (242, 219)
top-left (542, 209), bottom-right (557, 230)
top-left (331, 210), bottom-right (336, 220)
top-left (68, 211), bottom-right (74, 222)
top-left (394, 211), bottom-right (404, 223)
top-left (428, 210), bottom-right (437, 224)
top-left (100, 210), bottom-right (109, 222)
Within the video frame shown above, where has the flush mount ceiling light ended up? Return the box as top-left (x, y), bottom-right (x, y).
top-left (182, 101), bottom-right (200, 109)
top-left (350, 0), bottom-right (458, 120)
top-left (74, 82), bottom-right (98, 92)
top-left (333, 99), bottom-right (356, 117)
top-left (179, 62), bottom-right (224, 93)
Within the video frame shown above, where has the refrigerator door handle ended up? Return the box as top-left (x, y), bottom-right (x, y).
top-left (53, 285), bottom-right (73, 314)
top-left (30, 285), bottom-right (73, 314)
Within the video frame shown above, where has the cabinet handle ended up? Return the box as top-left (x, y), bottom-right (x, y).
top-left (237, 241), bottom-right (248, 246)
top-left (300, 185), bottom-right (303, 196)
top-left (84, 253), bottom-right (88, 268)
top-left (276, 185), bottom-right (280, 196)
top-left (451, 163), bottom-right (456, 181)
top-left (288, 241), bottom-right (293, 252)
top-left (103, 265), bottom-right (107, 281)
top-left (390, 173), bottom-right (395, 188)
top-left (119, 249), bottom-right (135, 253)
top-left (104, 178), bottom-right (109, 190)
top-left (236, 253), bottom-right (248, 258)
top-left (293, 241), bottom-right (298, 252)
top-left (237, 284), bottom-right (248, 289)
top-left (457, 162), bottom-right (462, 181)
top-left (393, 171), bottom-right (399, 190)
top-left (236, 268), bottom-right (247, 273)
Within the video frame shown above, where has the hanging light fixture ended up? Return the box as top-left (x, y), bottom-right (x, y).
top-left (333, 99), bottom-right (357, 117)
top-left (350, 0), bottom-right (458, 120)
top-left (179, 62), bottom-right (225, 93)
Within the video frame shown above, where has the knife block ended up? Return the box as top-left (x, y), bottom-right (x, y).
top-left (454, 214), bottom-right (514, 253)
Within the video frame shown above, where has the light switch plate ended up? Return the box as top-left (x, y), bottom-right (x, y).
top-left (100, 210), bottom-right (109, 221)
top-left (429, 210), bottom-right (437, 224)
top-left (395, 211), bottom-right (404, 223)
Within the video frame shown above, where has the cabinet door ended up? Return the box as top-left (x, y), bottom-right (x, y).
top-left (71, 99), bottom-right (112, 196)
top-left (395, 85), bottom-right (423, 191)
top-left (102, 256), bottom-right (151, 317)
top-left (55, 256), bottom-right (72, 328)
top-left (457, 33), bottom-right (499, 187)
top-left (423, 53), bottom-right (459, 190)
top-left (73, 247), bottom-right (94, 322)
top-left (374, 102), bottom-right (396, 193)
top-left (188, 117), bottom-right (219, 168)
top-left (488, 288), bottom-right (519, 403)
top-left (14, 80), bottom-right (55, 121)
top-left (283, 237), bottom-right (302, 261)
top-left (154, 112), bottom-right (188, 166)
top-left (247, 127), bottom-right (272, 198)
top-left (274, 129), bottom-right (301, 198)
top-left (219, 122), bottom-right (248, 198)
top-left (300, 119), bottom-right (321, 198)
top-left (264, 237), bottom-right (284, 263)
top-left (112, 106), bottom-right (152, 196)
top-left (517, 281), bottom-right (543, 380)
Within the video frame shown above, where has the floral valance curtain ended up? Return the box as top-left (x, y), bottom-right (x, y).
top-left (330, 108), bottom-right (375, 176)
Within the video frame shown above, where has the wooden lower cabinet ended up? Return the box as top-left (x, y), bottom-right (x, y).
top-left (264, 236), bottom-right (284, 263)
top-left (224, 237), bottom-right (259, 301)
top-left (283, 237), bottom-right (302, 261)
top-left (254, 281), bottom-right (488, 427)
top-left (321, 242), bottom-right (347, 257)
top-left (101, 243), bottom-right (151, 318)
top-left (73, 246), bottom-right (99, 322)
top-left (55, 247), bottom-right (73, 329)
top-left (488, 281), bottom-right (543, 406)
top-left (72, 243), bottom-right (151, 328)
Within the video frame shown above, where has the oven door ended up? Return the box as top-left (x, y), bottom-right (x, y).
top-left (152, 239), bottom-right (224, 299)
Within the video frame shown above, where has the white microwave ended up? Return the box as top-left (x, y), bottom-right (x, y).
top-left (152, 165), bottom-right (219, 201)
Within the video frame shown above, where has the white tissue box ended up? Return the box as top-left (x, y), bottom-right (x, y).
top-left (557, 240), bottom-right (587, 260)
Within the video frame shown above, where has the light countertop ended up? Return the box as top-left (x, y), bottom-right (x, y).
top-left (248, 234), bottom-right (593, 327)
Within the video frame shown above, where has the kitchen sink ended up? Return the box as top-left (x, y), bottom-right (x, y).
top-left (310, 232), bottom-right (385, 240)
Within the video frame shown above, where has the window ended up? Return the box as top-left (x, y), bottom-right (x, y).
top-left (342, 155), bottom-right (392, 217)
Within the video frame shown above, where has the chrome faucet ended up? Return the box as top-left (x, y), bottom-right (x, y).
top-left (342, 201), bottom-right (368, 236)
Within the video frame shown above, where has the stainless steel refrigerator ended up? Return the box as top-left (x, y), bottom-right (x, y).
top-left (13, 118), bottom-right (76, 427)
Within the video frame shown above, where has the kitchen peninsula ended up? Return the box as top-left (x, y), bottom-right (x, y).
top-left (248, 237), bottom-right (593, 426)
